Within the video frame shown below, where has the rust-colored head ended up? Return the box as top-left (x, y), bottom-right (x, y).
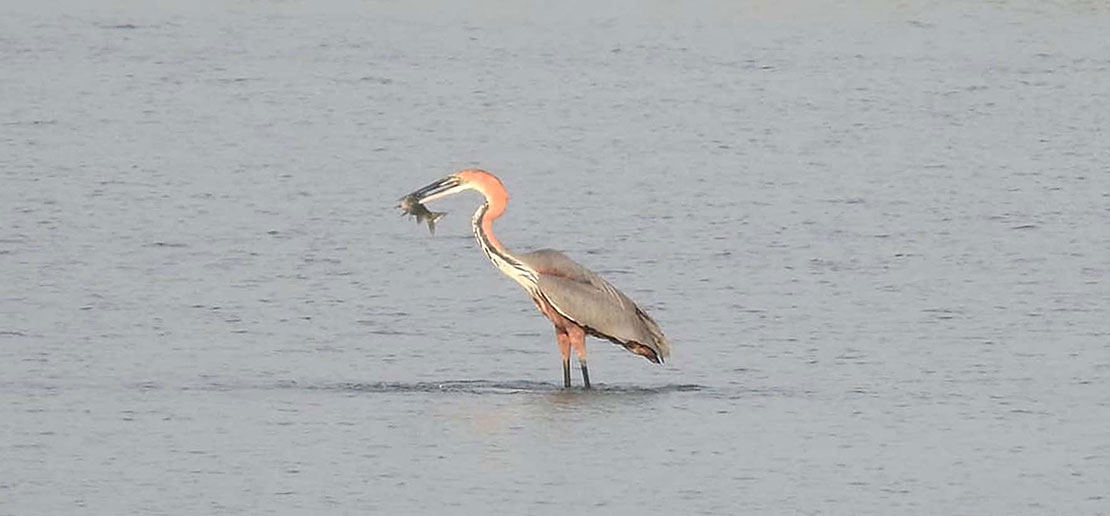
top-left (405, 168), bottom-right (509, 217)
top-left (454, 169), bottom-right (507, 216)
top-left (454, 168), bottom-right (502, 192)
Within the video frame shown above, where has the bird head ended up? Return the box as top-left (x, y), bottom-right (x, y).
top-left (405, 169), bottom-right (507, 207)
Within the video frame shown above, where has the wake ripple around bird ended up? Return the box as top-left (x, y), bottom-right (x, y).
top-left (131, 379), bottom-right (792, 399)
top-left (283, 379), bottom-right (705, 395)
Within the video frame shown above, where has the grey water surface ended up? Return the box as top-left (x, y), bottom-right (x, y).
top-left (2, 1), bottom-right (1109, 515)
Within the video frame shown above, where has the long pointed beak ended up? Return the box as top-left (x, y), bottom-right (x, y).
top-left (405, 175), bottom-right (463, 204)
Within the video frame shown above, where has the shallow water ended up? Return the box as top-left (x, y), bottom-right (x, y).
top-left (2, 1), bottom-right (1109, 515)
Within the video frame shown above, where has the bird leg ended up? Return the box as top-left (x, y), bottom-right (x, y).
top-left (556, 330), bottom-right (571, 388)
top-left (568, 325), bottom-right (591, 389)
top-left (563, 357), bottom-right (571, 388)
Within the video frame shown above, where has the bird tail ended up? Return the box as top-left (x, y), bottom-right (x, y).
top-left (635, 306), bottom-right (670, 363)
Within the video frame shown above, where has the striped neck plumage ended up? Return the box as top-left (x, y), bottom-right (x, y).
top-left (472, 204), bottom-right (539, 290)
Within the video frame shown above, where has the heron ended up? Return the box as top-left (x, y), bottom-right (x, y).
top-left (401, 169), bottom-right (670, 388)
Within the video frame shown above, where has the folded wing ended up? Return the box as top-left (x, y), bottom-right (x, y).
top-left (521, 249), bottom-right (670, 363)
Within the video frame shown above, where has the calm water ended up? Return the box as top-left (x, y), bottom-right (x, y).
top-left (2, 1), bottom-right (1108, 514)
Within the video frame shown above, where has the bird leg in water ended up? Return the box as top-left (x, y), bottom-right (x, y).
top-left (569, 325), bottom-right (591, 389)
top-left (556, 330), bottom-right (572, 388)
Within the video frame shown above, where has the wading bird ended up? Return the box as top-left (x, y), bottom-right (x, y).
top-left (400, 169), bottom-right (670, 388)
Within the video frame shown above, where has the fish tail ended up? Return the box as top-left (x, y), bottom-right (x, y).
top-left (426, 211), bottom-right (446, 234)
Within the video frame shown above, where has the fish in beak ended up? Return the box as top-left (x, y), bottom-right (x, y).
top-left (397, 193), bottom-right (446, 234)
top-left (396, 175), bottom-right (463, 235)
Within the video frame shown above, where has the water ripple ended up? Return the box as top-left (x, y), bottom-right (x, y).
top-left (278, 379), bottom-right (705, 395)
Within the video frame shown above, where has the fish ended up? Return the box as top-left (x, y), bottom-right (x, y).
top-left (397, 193), bottom-right (446, 235)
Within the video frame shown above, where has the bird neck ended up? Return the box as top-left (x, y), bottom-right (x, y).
top-left (471, 203), bottom-right (538, 290)
top-left (476, 204), bottom-right (507, 253)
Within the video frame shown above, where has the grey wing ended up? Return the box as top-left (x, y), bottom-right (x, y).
top-left (519, 249), bottom-right (633, 304)
top-left (523, 249), bottom-right (670, 363)
top-left (518, 249), bottom-right (596, 283)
